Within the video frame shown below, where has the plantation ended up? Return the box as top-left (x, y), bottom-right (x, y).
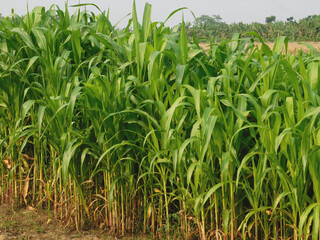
top-left (0, 2), bottom-right (320, 239)
top-left (188, 14), bottom-right (320, 42)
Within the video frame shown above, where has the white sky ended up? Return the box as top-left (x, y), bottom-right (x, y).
top-left (0, 0), bottom-right (319, 26)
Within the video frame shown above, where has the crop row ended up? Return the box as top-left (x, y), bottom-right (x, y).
top-left (0, 2), bottom-right (319, 239)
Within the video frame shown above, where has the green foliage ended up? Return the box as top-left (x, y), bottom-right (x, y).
top-left (188, 14), bottom-right (320, 42)
top-left (0, 3), bottom-right (320, 240)
top-left (265, 15), bottom-right (276, 23)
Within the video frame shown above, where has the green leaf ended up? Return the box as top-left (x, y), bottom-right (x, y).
top-left (12, 28), bottom-right (35, 49)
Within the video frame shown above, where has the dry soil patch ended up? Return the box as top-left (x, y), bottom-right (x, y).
top-left (199, 42), bottom-right (320, 53)
top-left (0, 204), bottom-right (111, 240)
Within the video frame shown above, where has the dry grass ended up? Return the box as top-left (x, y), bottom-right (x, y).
top-left (199, 42), bottom-right (320, 53)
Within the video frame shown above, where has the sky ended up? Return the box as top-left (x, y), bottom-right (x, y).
top-left (0, 0), bottom-right (319, 26)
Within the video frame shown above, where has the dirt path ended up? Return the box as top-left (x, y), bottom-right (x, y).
top-left (0, 204), bottom-right (111, 240)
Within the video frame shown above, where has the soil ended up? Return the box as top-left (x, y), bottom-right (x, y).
top-left (199, 41), bottom-right (320, 53)
top-left (0, 204), bottom-right (140, 240)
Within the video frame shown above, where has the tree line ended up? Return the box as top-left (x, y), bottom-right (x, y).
top-left (186, 14), bottom-right (320, 42)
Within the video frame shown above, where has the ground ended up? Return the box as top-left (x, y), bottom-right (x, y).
top-left (0, 204), bottom-right (132, 240)
top-left (199, 41), bottom-right (320, 53)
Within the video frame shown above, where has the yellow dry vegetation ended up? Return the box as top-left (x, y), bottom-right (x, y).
top-left (200, 42), bottom-right (320, 53)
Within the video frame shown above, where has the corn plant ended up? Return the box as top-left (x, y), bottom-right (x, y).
top-left (0, 2), bottom-right (319, 239)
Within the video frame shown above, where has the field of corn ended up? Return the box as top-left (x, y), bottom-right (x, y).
top-left (0, 2), bottom-right (320, 239)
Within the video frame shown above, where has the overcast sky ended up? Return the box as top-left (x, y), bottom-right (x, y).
top-left (0, 0), bottom-right (319, 26)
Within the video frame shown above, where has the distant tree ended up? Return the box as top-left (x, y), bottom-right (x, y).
top-left (185, 21), bottom-right (192, 29)
top-left (190, 13), bottom-right (320, 42)
top-left (286, 17), bottom-right (295, 23)
top-left (265, 15), bottom-right (276, 23)
top-left (212, 15), bottom-right (222, 23)
top-left (195, 15), bottom-right (223, 28)
top-left (306, 15), bottom-right (317, 21)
